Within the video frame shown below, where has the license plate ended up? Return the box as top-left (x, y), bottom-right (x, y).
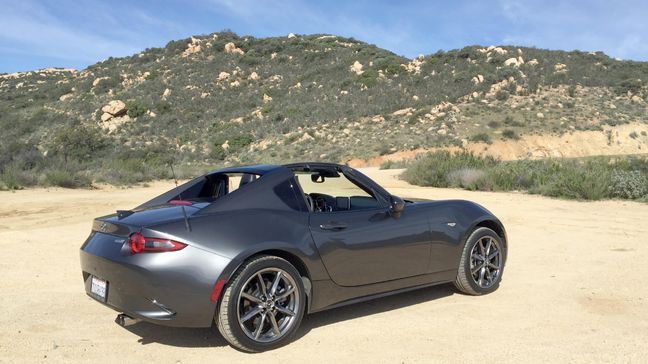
top-left (91, 276), bottom-right (107, 301)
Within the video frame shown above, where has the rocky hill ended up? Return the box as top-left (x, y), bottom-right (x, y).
top-left (1, 31), bottom-right (648, 187)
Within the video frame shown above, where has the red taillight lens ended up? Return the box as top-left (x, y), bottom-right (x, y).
top-left (128, 232), bottom-right (187, 254)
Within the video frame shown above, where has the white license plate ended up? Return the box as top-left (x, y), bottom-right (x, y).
top-left (91, 276), bottom-right (107, 301)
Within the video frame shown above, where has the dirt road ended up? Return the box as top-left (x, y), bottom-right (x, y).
top-left (1, 168), bottom-right (647, 363)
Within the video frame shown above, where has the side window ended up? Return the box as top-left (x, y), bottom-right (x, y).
top-left (296, 172), bottom-right (380, 212)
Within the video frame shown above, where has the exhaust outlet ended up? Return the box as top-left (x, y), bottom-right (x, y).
top-left (115, 313), bottom-right (140, 327)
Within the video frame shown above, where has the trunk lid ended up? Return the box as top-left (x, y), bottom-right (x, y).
top-left (93, 201), bottom-right (210, 236)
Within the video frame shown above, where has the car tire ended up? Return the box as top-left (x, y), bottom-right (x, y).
top-left (454, 227), bottom-right (507, 295)
top-left (217, 255), bottom-right (306, 352)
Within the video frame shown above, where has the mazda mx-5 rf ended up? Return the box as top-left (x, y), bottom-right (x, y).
top-left (80, 162), bottom-right (507, 351)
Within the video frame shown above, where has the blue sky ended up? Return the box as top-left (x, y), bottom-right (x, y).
top-left (1, 0), bottom-right (647, 73)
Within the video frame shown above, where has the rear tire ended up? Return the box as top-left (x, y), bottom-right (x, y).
top-left (454, 227), bottom-right (506, 295)
top-left (216, 255), bottom-right (306, 352)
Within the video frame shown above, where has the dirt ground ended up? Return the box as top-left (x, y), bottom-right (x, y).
top-left (1, 168), bottom-right (647, 363)
top-left (348, 122), bottom-right (648, 167)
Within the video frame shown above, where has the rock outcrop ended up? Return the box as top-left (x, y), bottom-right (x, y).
top-left (101, 100), bottom-right (127, 117)
top-left (224, 42), bottom-right (244, 55)
top-left (350, 61), bottom-right (363, 75)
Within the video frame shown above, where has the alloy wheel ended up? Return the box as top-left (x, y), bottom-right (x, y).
top-left (469, 236), bottom-right (502, 288)
top-left (237, 268), bottom-right (300, 343)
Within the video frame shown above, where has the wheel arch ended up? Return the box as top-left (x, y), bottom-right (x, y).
top-left (220, 247), bottom-right (314, 313)
top-left (474, 219), bottom-right (507, 245)
top-left (459, 217), bottom-right (508, 253)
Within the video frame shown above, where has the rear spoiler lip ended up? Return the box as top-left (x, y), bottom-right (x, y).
top-left (92, 219), bottom-right (137, 236)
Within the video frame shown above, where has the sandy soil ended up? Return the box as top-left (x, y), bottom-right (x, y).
top-left (348, 122), bottom-right (648, 167)
top-left (1, 168), bottom-right (647, 363)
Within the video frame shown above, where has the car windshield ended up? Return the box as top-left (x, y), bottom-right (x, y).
top-left (295, 171), bottom-right (380, 212)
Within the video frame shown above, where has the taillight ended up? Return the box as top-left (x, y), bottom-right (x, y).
top-left (128, 232), bottom-right (187, 254)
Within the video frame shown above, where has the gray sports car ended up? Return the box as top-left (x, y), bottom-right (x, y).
top-left (80, 162), bottom-right (507, 351)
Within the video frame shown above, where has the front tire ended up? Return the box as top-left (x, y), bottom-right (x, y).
top-left (454, 227), bottom-right (506, 295)
top-left (217, 255), bottom-right (306, 352)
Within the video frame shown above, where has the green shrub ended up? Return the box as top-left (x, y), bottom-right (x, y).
top-left (487, 121), bottom-right (501, 129)
top-left (608, 170), bottom-right (648, 199)
top-left (495, 90), bottom-right (509, 101)
top-left (45, 169), bottom-right (92, 188)
top-left (126, 101), bottom-right (148, 118)
top-left (470, 133), bottom-right (492, 144)
top-left (355, 69), bottom-right (379, 88)
top-left (50, 123), bottom-right (108, 163)
top-left (502, 129), bottom-right (519, 139)
top-left (210, 145), bottom-right (226, 160)
top-left (401, 151), bottom-right (497, 187)
top-left (229, 134), bottom-right (255, 151)
top-left (93, 77), bottom-right (120, 94)
top-left (402, 153), bottom-right (648, 201)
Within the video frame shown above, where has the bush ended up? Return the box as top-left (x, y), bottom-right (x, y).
top-left (50, 123), bottom-right (108, 163)
top-left (401, 151), bottom-right (497, 187)
top-left (495, 90), bottom-right (509, 101)
top-left (229, 134), bottom-right (255, 151)
top-left (355, 69), bottom-right (379, 88)
top-left (210, 145), bottom-right (226, 160)
top-left (609, 170), bottom-right (648, 199)
top-left (126, 101), bottom-right (147, 118)
top-left (45, 169), bottom-right (92, 188)
top-left (487, 121), bottom-right (501, 129)
top-left (502, 129), bottom-right (519, 139)
top-left (402, 153), bottom-right (648, 201)
top-left (470, 133), bottom-right (492, 144)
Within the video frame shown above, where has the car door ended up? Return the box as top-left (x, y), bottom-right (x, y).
top-left (309, 203), bottom-right (432, 287)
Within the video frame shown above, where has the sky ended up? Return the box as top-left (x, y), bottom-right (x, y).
top-left (1, 0), bottom-right (648, 73)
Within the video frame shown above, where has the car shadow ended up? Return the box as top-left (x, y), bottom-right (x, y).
top-left (121, 283), bottom-right (455, 348)
top-left (123, 321), bottom-right (228, 347)
top-left (294, 283), bottom-right (455, 341)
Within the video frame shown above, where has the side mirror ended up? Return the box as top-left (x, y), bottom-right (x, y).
top-left (389, 195), bottom-right (405, 217)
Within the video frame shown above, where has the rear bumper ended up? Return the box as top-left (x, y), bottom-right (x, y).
top-left (80, 232), bottom-right (231, 328)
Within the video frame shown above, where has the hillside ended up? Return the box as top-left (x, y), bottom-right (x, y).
top-left (1, 31), bottom-right (648, 188)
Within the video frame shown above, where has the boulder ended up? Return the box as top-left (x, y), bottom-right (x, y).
top-left (504, 57), bottom-right (524, 67)
top-left (218, 71), bottom-right (230, 81)
top-left (263, 93), bottom-right (273, 103)
top-left (59, 93), bottom-right (73, 101)
top-left (554, 63), bottom-right (568, 73)
top-left (350, 61), bottom-right (363, 75)
top-left (100, 112), bottom-right (112, 122)
top-left (101, 100), bottom-right (127, 116)
top-left (182, 37), bottom-right (202, 57)
top-left (248, 71), bottom-right (259, 81)
top-left (392, 107), bottom-right (415, 117)
top-left (224, 42), bottom-right (244, 55)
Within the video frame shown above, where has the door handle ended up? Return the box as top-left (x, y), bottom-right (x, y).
top-left (320, 222), bottom-right (348, 231)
